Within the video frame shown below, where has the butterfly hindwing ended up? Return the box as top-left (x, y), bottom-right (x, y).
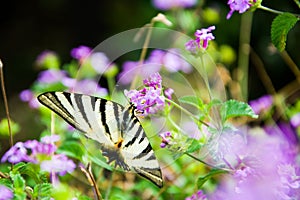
top-left (37, 92), bottom-right (163, 188)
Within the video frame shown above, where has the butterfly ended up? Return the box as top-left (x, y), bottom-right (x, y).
top-left (37, 91), bottom-right (163, 188)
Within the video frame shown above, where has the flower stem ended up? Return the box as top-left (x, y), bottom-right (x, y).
top-left (0, 59), bottom-right (13, 148)
top-left (258, 5), bottom-right (300, 17)
top-left (165, 98), bottom-right (210, 127)
top-left (80, 163), bottom-right (102, 200)
top-left (185, 152), bottom-right (231, 172)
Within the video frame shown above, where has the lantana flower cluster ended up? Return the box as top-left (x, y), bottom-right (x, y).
top-left (1, 135), bottom-right (76, 178)
top-left (125, 73), bottom-right (173, 116)
top-left (226, 0), bottom-right (257, 19)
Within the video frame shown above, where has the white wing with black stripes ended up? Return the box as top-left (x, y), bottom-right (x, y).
top-left (37, 91), bottom-right (163, 188)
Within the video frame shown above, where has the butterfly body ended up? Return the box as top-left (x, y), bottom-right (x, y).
top-left (37, 92), bottom-right (163, 188)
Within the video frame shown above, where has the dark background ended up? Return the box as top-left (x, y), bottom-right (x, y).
top-left (0, 0), bottom-right (299, 115)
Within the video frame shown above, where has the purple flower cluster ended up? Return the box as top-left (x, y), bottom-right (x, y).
top-left (226, 0), bottom-right (256, 19)
top-left (125, 73), bottom-right (173, 116)
top-left (0, 185), bottom-right (13, 200)
top-left (185, 26), bottom-right (216, 53)
top-left (207, 127), bottom-right (300, 199)
top-left (118, 49), bottom-right (192, 85)
top-left (1, 135), bottom-right (76, 177)
top-left (185, 190), bottom-right (208, 200)
top-left (152, 0), bottom-right (197, 10)
top-left (159, 131), bottom-right (172, 148)
top-left (248, 95), bottom-right (273, 115)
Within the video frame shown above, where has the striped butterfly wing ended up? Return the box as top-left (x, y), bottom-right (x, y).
top-left (37, 92), bottom-right (163, 188)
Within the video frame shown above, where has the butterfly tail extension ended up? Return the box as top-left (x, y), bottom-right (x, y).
top-left (133, 167), bottom-right (163, 188)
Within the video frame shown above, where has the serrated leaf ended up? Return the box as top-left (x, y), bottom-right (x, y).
top-left (33, 183), bottom-right (52, 198)
top-left (221, 99), bottom-right (258, 122)
top-left (186, 139), bottom-right (202, 153)
top-left (179, 95), bottom-right (203, 108)
top-left (271, 12), bottom-right (299, 51)
top-left (197, 169), bottom-right (227, 189)
top-left (16, 162), bottom-right (41, 183)
top-left (11, 173), bottom-right (25, 190)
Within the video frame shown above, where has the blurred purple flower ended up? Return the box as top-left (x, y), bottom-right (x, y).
top-left (19, 89), bottom-right (33, 102)
top-left (163, 49), bottom-right (192, 73)
top-left (1, 142), bottom-right (36, 164)
top-left (143, 72), bottom-right (162, 88)
top-left (63, 78), bottom-right (107, 96)
top-left (0, 185), bottom-right (13, 200)
top-left (291, 113), bottom-right (300, 127)
top-left (152, 0), bottom-right (197, 10)
top-left (159, 131), bottom-right (172, 148)
top-left (186, 190), bottom-right (208, 200)
top-left (70, 45), bottom-right (92, 61)
top-left (37, 69), bottom-right (67, 84)
top-left (208, 126), bottom-right (300, 199)
top-left (249, 95), bottom-right (273, 115)
top-left (90, 52), bottom-right (111, 74)
top-left (185, 39), bottom-right (198, 54)
top-left (264, 122), bottom-right (298, 145)
top-left (226, 0), bottom-right (256, 19)
top-left (35, 50), bottom-right (59, 69)
top-left (41, 134), bottom-right (60, 144)
top-left (164, 88), bottom-right (174, 100)
top-left (40, 154), bottom-right (76, 176)
top-left (118, 61), bottom-right (161, 85)
top-left (19, 89), bottom-right (40, 109)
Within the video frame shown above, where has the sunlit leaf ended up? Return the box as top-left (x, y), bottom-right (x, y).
top-left (271, 12), bottom-right (299, 51)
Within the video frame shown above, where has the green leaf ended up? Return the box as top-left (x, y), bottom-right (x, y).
top-left (0, 118), bottom-right (20, 136)
top-left (57, 141), bottom-right (85, 161)
top-left (15, 162), bottom-right (41, 183)
top-left (220, 99), bottom-right (258, 122)
top-left (186, 139), bottom-right (202, 153)
top-left (33, 183), bottom-right (52, 199)
top-left (11, 173), bottom-right (25, 190)
top-left (179, 96), bottom-right (203, 109)
top-left (197, 169), bottom-right (227, 189)
top-left (271, 12), bottom-right (299, 51)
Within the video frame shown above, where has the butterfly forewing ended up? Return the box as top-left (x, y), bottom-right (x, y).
top-left (37, 92), bottom-right (163, 188)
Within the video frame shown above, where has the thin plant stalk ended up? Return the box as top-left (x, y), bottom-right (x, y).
top-left (0, 59), bottom-right (13, 148)
top-left (80, 163), bottom-right (102, 200)
top-left (165, 98), bottom-right (210, 127)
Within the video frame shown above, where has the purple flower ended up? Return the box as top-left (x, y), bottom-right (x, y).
top-left (70, 45), bottom-right (92, 61)
top-left (152, 0), bottom-right (197, 10)
top-left (35, 50), bottom-right (59, 69)
top-left (208, 126), bottom-right (300, 199)
top-left (185, 39), bottom-right (198, 54)
top-left (226, 0), bottom-right (255, 19)
top-left (90, 52), bottom-right (111, 74)
top-left (163, 49), bottom-right (192, 73)
top-left (185, 26), bottom-right (215, 52)
top-left (41, 134), bottom-right (60, 144)
top-left (249, 95), bottom-right (273, 115)
top-left (40, 154), bottom-right (76, 176)
top-left (194, 26), bottom-right (216, 49)
top-left (164, 88), bottom-right (174, 100)
top-left (19, 90), bottom-right (40, 109)
top-left (125, 73), bottom-right (168, 116)
top-left (1, 142), bottom-right (36, 164)
top-left (0, 185), bottom-right (13, 200)
top-left (159, 131), bottom-right (172, 148)
top-left (37, 69), bottom-right (67, 84)
top-left (185, 190), bottom-right (208, 200)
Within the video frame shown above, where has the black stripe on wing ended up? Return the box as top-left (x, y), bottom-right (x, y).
top-left (37, 92), bottom-right (86, 132)
top-left (133, 167), bottom-right (163, 188)
top-left (74, 93), bottom-right (92, 130)
top-left (99, 99), bottom-right (113, 141)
